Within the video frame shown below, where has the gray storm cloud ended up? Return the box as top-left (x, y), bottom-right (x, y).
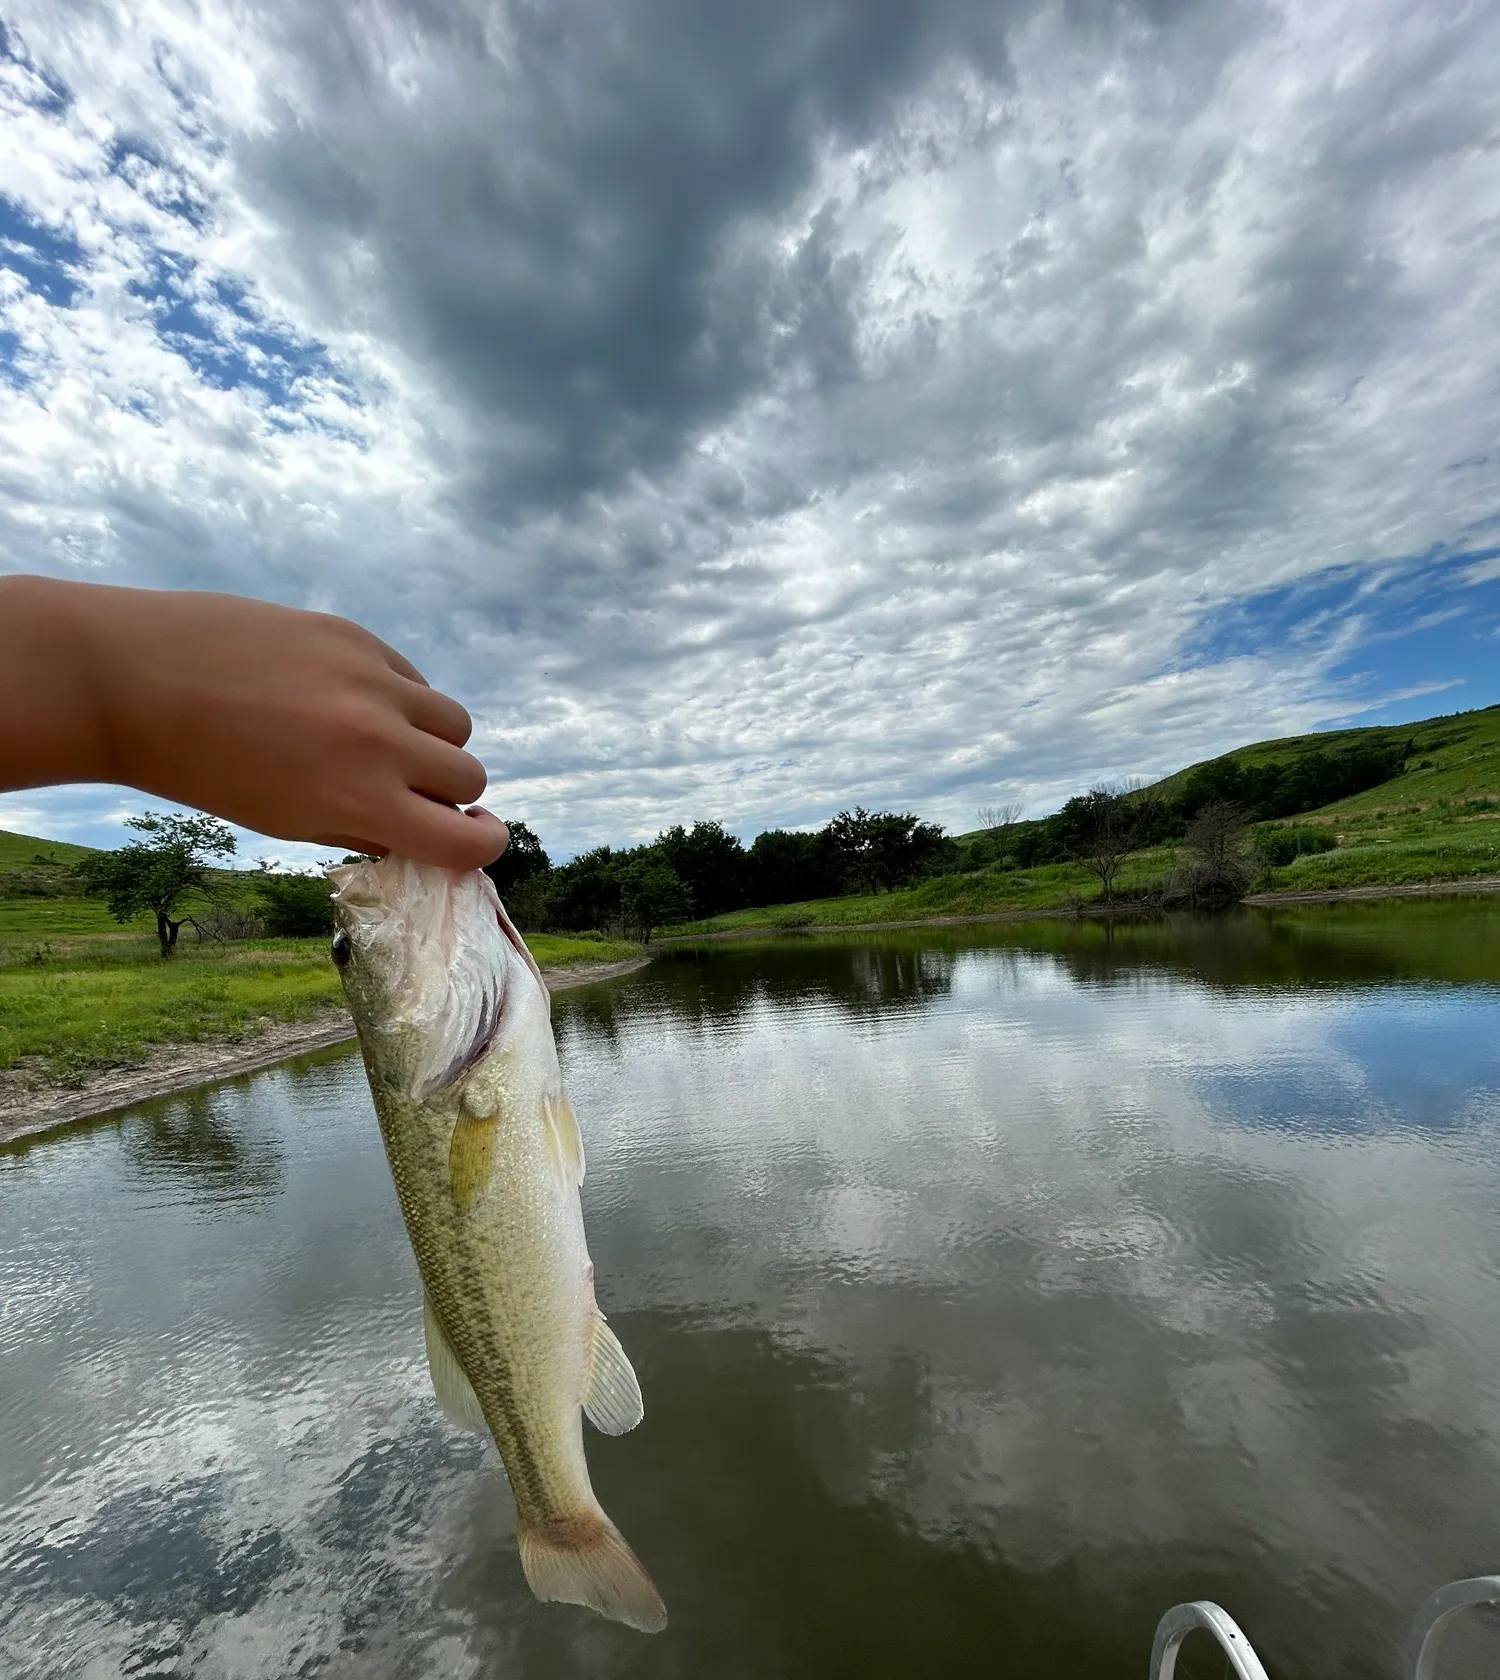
top-left (0, 0), bottom-right (1496, 856)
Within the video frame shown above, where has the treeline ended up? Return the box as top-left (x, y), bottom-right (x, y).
top-left (489, 808), bottom-right (946, 940)
top-left (52, 733), bottom-right (1414, 954)
top-left (500, 737), bottom-right (1412, 935)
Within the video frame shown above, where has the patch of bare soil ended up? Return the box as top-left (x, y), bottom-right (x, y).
top-left (1243, 876), bottom-right (1500, 906)
top-left (0, 957), bottom-right (651, 1149)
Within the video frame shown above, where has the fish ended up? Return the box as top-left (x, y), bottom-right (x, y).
top-left (327, 854), bottom-right (666, 1634)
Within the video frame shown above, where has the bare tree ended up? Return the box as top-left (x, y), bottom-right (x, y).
top-left (1181, 799), bottom-right (1255, 906)
top-left (976, 799), bottom-right (1024, 863)
top-left (1072, 786), bottom-right (1137, 905)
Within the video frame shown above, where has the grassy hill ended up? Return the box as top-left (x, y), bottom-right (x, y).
top-left (0, 830), bottom-right (97, 871)
top-left (1146, 702), bottom-right (1500, 815)
top-left (674, 701), bottom-right (1500, 937)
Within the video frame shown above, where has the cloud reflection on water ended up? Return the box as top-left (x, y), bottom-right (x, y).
top-left (1, 906), bottom-right (1498, 1677)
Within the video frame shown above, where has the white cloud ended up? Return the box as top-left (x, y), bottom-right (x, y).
top-left (1, 0), bottom-right (1497, 856)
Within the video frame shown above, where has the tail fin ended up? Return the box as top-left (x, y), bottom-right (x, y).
top-left (517, 1510), bottom-right (667, 1633)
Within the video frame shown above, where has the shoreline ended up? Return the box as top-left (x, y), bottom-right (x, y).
top-left (660, 873), bottom-right (1500, 944)
top-left (0, 956), bottom-right (650, 1151)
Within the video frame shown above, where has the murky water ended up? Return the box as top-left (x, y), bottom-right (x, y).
top-left (4, 902), bottom-right (1500, 1679)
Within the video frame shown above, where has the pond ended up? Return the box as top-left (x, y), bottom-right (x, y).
top-left (3, 901), bottom-right (1500, 1678)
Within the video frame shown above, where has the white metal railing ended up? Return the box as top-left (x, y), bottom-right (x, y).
top-left (1146, 1576), bottom-right (1500, 1680)
top-left (1402, 1576), bottom-right (1500, 1680)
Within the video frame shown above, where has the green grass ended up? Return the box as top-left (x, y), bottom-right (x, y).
top-left (0, 936), bottom-right (343, 1081)
top-left (1144, 701), bottom-right (1500, 811)
top-left (0, 896), bottom-right (153, 939)
top-left (0, 916), bottom-right (639, 1084)
top-left (677, 704), bottom-right (1500, 939)
top-left (670, 849), bottom-right (1181, 935)
top-left (0, 829), bottom-right (97, 872)
top-left (526, 932), bottom-right (641, 967)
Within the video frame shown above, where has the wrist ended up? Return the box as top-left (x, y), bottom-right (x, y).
top-left (0, 574), bottom-right (118, 788)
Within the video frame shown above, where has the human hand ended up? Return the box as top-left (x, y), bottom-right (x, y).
top-left (0, 576), bottom-right (509, 871)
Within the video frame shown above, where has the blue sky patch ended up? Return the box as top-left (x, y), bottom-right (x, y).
top-left (1181, 552), bottom-right (1500, 729)
top-left (128, 251), bottom-right (352, 411)
top-left (0, 197), bottom-right (84, 309)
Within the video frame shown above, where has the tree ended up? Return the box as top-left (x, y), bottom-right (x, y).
top-left (254, 869), bottom-right (335, 937)
top-left (1180, 799), bottom-right (1255, 907)
top-left (655, 820), bottom-right (746, 918)
top-left (78, 812), bottom-right (236, 956)
top-left (617, 858), bottom-right (690, 943)
top-left (976, 799), bottom-right (1024, 863)
top-left (747, 828), bottom-right (842, 906)
top-left (543, 846), bottom-right (621, 932)
top-left (827, 808), bottom-right (947, 893)
top-left (1062, 787), bottom-right (1137, 905)
top-left (483, 819), bottom-right (550, 896)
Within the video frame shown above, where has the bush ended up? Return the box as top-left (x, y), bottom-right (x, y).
top-left (196, 908), bottom-right (267, 941)
top-left (254, 872), bottom-right (335, 938)
top-left (1254, 827), bottom-right (1338, 868)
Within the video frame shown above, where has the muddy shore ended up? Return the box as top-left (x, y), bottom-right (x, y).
top-left (0, 956), bottom-right (651, 1150)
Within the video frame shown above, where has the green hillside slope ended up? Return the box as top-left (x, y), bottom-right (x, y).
top-left (1150, 702), bottom-right (1500, 814)
top-left (0, 828), bottom-right (97, 871)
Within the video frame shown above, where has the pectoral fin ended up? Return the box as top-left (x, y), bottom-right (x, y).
top-left (449, 1111), bottom-right (499, 1213)
top-left (542, 1090), bottom-right (586, 1186)
top-left (583, 1313), bottom-right (644, 1435)
top-left (423, 1294), bottom-right (487, 1433)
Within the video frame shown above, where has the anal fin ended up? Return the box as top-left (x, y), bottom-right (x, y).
top-left (584, 1313), bottom-right (644, 1435)
top-left (423, 1293), bottom-right (488, 1433)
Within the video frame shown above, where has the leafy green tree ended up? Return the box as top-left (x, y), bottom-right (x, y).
top-left (254, 869), bottom-right (335, 937)
top-left (826, 808), bottom-right (948, 893)
top-left (78, 812), bottom-right (236, 956)
top-left (544, 846), bottom-right (621, 931)
top-left (617, 857), bottom-right (691, 943)
top-left (747, 827), bottom-right (841, 906)
top-left (655, 820), bottom-right (746, 917)
top-left (483, 819), bottom-right (551, 896)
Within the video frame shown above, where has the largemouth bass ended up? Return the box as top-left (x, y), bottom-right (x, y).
top-left (328, 855), bottom-right (666, 1633)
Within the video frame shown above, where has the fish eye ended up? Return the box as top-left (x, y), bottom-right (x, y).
top-left (331, 931), bottom-right (352, 968)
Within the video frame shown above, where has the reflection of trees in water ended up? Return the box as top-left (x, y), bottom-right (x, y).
top-left (556, 901), bottom-right (1500, 1051)
top-left (1013, 902), bottom-right (1500, 994)
top-left (122, 1087), bottom-right (284, 1202)
top-left (555, 940), bottom-right (957, 1048)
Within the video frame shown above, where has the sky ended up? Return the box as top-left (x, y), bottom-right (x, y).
top-left (0, 0), bottom-right (1498, 865)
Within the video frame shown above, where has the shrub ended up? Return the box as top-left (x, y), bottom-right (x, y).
top-left (254, 872), bottom-right (335, 938)
top-left (1254, 827), bottom-right (1338, 868)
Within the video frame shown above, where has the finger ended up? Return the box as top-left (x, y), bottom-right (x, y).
top-left (372, 637), bottom-right (429, 686)
top-left (395, 677), bottom-right (473, 747)
top-left (310, 832), bottom-right (389, 859)
top-left (403, 735), bottom-right (489, 806)
top-left (383, 797), bottom-right (510, 870)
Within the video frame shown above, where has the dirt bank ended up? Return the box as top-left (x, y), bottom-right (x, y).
top-left (0, 956), bottom-right (651, 1150)
top-left (1242, 876), bottom-right (1500, 906)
